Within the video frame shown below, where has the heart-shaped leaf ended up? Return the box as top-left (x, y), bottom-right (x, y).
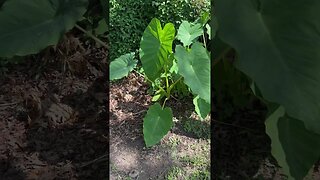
top-left (143, 103), bottom-right (173, 147)
top-left (215, 0), bottom-right (320, 134)
top-left (175, 42), bottom-right (210, 103)
top-left (176, 21), bottom-right (203, 47)
top-left (109, 52), bottom-right (137, 80)
top-left (140, 18), bottom-right (175, 81)
top-left (193, 95), bottom-right (210, 120)
top-left (266, 104), bottom-right (320, 180)
top-left (0, 0), bottom-right (88, 57)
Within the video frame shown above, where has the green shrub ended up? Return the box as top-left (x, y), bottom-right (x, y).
top-left (109, 0), bottom-right (210, 61)
top-left (109, 0), bottom-right (155, 60)
top-left (152, 0), bottom-right (211, 26)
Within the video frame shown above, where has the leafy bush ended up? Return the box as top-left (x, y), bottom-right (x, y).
top-left (152, 0), bottom-right (210, 26)
top-left (109, 0), bottom-right (210, 61)
top-left (109, 0), bottom-right (155, 60)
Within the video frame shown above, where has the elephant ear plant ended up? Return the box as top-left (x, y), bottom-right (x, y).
top-left (215, 0), bottom-right (320, 179)
top-left (0, 0), bottom-right (88, 58)
top-left (110, 17), bottom-right (211, 147)
top-left (0, 0), bottom-right (108, 60)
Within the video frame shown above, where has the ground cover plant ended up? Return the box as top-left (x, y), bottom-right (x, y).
top-left (215, 0), bottom-right (320, 179)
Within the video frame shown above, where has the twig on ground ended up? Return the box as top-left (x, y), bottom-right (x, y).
top-left (80, 154), bottom-right (108, 168)
top-left (0, 102), bottom-right (19, 107)
top-left (131, 110), bottom-right (146, 116)
top-left (74, 24), bottom-right (108, 49)
top-left (213, 119), bottom-right (258, 133)
top-left (26, 163), bottom-right (47, 167)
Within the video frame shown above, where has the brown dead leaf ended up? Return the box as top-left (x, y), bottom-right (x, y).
top-left (67, 52), bottom-right (88, 76)
top-left (45, 103), bottom-right (78, 127)
top-left (23, 87), bottom-right (42, 124)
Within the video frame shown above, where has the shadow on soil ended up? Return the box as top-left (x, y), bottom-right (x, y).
top-left (213, 99), bottom-right (277, 179)
top-left (167, 98), bottom-right (211, 140)
top-left (24, 81), bottom-right (108, 179)
top-left (110, 114), bottom-right (173, 179)
top-left (110, 75), bottom-right (211, 179)
top-left (0, 159), bottom-right (26, 180)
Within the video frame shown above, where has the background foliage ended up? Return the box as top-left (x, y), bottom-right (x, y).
top-left (153, 0), bottom-right (210, 26)
top-left (109, 0), bottom-right (210, 61)
top-left (109, 0), bottom-right (155, 60)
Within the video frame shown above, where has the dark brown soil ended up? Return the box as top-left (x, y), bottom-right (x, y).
top-left (0, 34), bottom-right (108, 179)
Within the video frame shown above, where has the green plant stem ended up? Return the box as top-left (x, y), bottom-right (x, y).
top-left (74, 24), bottom-right (108, 49)
top-left (165, 74), bottom-right (169, 90)
top-left (164, 66), bottom-right (170, 98)
top-left (162, 97), bottom-right (168, 109)
top-left (203, 31), bottom-right (207, 49)
top-left (133, 69), bottom-right (167, 95)
top-left (168, 76), bottom-right (183, 94)
top-left (213, 47), bottom-right (231, 67)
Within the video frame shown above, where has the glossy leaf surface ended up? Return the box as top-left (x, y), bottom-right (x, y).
top-left (140, 18), bottom-right (175, 81)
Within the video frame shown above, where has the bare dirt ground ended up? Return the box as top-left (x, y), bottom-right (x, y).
top-left (109, 72), bottom-right (211, 179)
top-left (0, 34), bottom-right (108, 179)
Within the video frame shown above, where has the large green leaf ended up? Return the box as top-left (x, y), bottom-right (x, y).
top-left (109, 52), bottom-right (137, 80)
top-left (175, 42), bottom-right (210, 103)
top-left (143, 103), bottom-right (173, 147)
top-left (0, 0), bottom-right (88, 57)
top-left (176, 21), bottom-right (203, 47)
top-left (215, 0), bottom-right (320, 134)
top-left (266, 104), bottom-right (320, 180)
top-left (140, 18), bottom-right (175, 81)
